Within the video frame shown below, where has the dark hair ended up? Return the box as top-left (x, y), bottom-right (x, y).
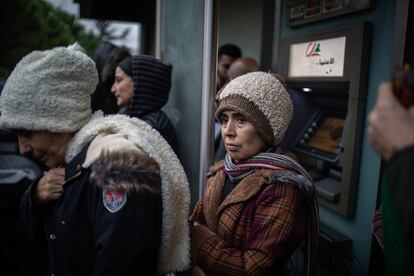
top-left (117, 57), bottom-right (133, 77)
top-left (101, 47), bottom-right (131, 82)
top-left (218, 44), bottom-right (242, 59)
top-left (94, 41), bottom-right (117, 73)
top-left (91, 42), bottom-right (131, 114)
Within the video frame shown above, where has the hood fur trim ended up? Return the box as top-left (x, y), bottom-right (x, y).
top-left (90, 149), bottom-right (162, 195)
top-left (66, 111), bottom-right (190, 273)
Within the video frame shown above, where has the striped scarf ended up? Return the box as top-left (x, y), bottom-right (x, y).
top-left (223, 151), bottom-right (319, 276)
top-left (224, 150), bottom-right (312, 182)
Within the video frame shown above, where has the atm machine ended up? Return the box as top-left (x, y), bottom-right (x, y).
top-left (278, 23), bottom-right (371, 217)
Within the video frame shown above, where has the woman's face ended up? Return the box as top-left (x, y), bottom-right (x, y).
top-left (220, 110), bottom-right (266, 162)
top-left (16, 131), bottom-right (73, 168)
top-left (111, 67), bottom-right (134, 107)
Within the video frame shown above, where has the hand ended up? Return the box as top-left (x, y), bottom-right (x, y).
top-left (34, 168), bottom-right (65, 203)
top-left (368, 82), bottom-right (414, 160)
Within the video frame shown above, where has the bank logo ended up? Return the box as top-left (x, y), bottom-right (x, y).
top-left (305, 42), bottom-right (321, 57)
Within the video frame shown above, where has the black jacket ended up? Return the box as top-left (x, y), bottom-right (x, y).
top-left (20, 146), bottom-right (162, 276)
top-left (0, 132), bottom-right (47, 276)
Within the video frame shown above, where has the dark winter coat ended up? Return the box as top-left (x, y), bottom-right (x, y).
top-left (19, 114), bottom-right (191, 275)
top-left (0, 132), bottom-right (47, 275)
top-left (20, 138), bottom-right (162, 276)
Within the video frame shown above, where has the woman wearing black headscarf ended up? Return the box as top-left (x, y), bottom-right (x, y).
top-left (111, 56), bottom-right (179, 153)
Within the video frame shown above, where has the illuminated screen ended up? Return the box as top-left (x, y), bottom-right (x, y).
top-left (308, 116), bottom-right (344, 153)
top-left (288, 36), bottom-right (346, 78)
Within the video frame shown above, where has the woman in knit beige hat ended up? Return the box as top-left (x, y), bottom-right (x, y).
top-left (0, 44), bottom-right (190, 275)
top-left (189, 71), bottom-right (319, 275)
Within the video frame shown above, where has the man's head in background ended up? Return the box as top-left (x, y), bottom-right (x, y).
top-left (227, 57), bottom-right (260, 81)
top-left (217, 44), bottom-right (242, 91)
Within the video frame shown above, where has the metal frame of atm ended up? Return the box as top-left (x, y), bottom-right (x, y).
top-left (278, 22), bottom-right (371, 217)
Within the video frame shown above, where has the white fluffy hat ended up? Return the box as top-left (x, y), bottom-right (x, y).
top-left (216, 72), bottom-right (293, 145)
top-left (0, 43), bottom-right (98, 132)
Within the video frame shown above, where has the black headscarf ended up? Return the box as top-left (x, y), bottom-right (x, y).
top-left (117, 57), bottom-right (133, 78)
top-left (116, 55), bottom-right (178, 153)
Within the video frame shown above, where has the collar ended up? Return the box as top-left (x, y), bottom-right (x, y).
top-left (204, 168), bottom-right (287, 232)
top-left (65, 145), bottom-right (88, 180)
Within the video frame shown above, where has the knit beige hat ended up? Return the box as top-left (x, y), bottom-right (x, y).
top-left (215, 72), bottom-right (293, 146)
top-left (0, 43), bottom-right (98, 133)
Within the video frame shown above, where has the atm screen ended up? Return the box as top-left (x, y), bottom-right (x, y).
top-left (308, 116), bottom-right (344, 153)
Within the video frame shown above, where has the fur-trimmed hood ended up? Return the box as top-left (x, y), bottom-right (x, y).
top-left (66, 111), bottom-right (190, 274)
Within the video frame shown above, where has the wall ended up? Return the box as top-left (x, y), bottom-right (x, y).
top-left (160, 0), bottom-right (204, 205)
top-left (218, 0), bottom-right (263, 62)
top-left (278, 1), bottom-right (396, 275)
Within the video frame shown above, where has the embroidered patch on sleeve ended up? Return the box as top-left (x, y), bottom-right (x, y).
top-left (103, 187), bottom-right (127, 213)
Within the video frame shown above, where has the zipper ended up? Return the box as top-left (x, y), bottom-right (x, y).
top-left (63, 170), bottom-right (82, 186)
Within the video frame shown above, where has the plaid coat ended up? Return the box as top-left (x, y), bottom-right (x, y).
top-left (189, 161), bottom-right (308, 276)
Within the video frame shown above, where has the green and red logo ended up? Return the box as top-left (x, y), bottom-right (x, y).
top-left (305, 42), bottom-right (321, 57)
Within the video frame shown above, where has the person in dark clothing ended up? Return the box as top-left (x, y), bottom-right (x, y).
top-left (0, 130), bottom-right (49, 276)
top-left (0, 79), bottom-right (48, 276)
top-left (91, 41), bottom-right (131, 115)
top-left (216, 44), bottom-right (242, 92)
top-left (368, 82), bottom-right (414, 275)
top-left (0, 43), bottom-right (190, 275)
top-left (20, 145), bottom-right (163, 276)
top-left (111, 55), bottom-right (179, 153)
